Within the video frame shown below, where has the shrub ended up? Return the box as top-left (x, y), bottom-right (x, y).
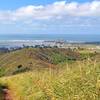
top-left (13, 66), bottom-right (31, 75)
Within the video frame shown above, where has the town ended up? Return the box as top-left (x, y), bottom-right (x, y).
top-left (0, 40), bottom-right (100, 53)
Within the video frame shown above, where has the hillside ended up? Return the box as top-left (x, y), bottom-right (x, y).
top-left (0, 48), bottom-right (99, 99)
top-left (0, 48), bottom-right (84, 76)
top-left (0, 60), bottom-right (100, 100)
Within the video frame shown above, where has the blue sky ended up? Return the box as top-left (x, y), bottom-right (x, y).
top-left (0, 0), bottom-right (93, 9)
top-left (0, 0), bottom-right (100, 34)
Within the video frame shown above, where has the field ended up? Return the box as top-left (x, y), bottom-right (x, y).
top-left (0, 47), bottom-right (99, 100)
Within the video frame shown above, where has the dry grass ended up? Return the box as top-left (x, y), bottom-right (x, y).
top-left (0, 60), bottom-right (100, 100)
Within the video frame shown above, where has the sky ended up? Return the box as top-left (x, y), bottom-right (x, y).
top-left (0, 0), bottom-right (100, 34)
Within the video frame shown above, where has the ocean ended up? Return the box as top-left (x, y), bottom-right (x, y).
top-left (0, 34), bottom-right (100, 42)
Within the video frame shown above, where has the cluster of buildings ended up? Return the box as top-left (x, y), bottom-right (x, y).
top-left (0, 40), bottom-right (100, 52)
top-left (34, 40), bottom-right (65, 48)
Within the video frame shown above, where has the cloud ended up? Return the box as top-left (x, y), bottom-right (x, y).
top-left (0, 0), bottom-right (100, 22)
top-left (0, 0), bottom-right (100, 34)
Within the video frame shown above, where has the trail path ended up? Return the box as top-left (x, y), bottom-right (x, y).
top-left (2, 88), bottom-right (13, 100)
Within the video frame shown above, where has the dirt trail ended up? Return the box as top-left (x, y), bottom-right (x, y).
top-left (2, 87), bottom-right (13, 100)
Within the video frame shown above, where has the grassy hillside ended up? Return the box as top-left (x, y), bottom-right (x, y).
top-left (0, 48), bottom-right (99, 99)
top-left (0, 60), bottom-right (100, 100)
top-left (0, 48), bottom-right (84, 76)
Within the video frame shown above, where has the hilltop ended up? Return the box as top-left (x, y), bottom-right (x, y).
top-left (0, 47), bottom-right (85, 76)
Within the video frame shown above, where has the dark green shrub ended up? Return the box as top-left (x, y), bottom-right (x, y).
top-left (13, 66), bottom-right (31, 75)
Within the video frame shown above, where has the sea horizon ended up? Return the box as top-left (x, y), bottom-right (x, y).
top-left (0, 34), bottom-right (100, 42)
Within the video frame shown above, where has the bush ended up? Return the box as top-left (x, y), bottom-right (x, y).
top-left (12, 65), bottom-right (31, 75)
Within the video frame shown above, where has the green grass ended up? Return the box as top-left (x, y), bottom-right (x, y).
top-left (0, 60), bottom-right (100, 100)
top-left (0, 67), bottom-right (6, 77)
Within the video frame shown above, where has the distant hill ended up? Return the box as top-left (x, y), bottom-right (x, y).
top-left (0, 48), bottom-right (83, 76)
top-left (0, 47), bottom-right (99, 77)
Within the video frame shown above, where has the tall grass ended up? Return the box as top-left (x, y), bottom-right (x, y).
top-left (0, 60), bottom-right (100, 100)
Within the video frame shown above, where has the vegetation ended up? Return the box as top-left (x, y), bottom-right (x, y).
top-left (0, 48), bottom-right (99, 99)
top-left (0, 48), bottom-right (84, 76)
top-left (0, 60), bottom-right (100, 100)
top-left (0, 68), bottom-right (6, 77)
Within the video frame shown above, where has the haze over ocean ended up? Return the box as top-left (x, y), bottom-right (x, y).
top-left (0, 34), bottom-right (100, 42)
